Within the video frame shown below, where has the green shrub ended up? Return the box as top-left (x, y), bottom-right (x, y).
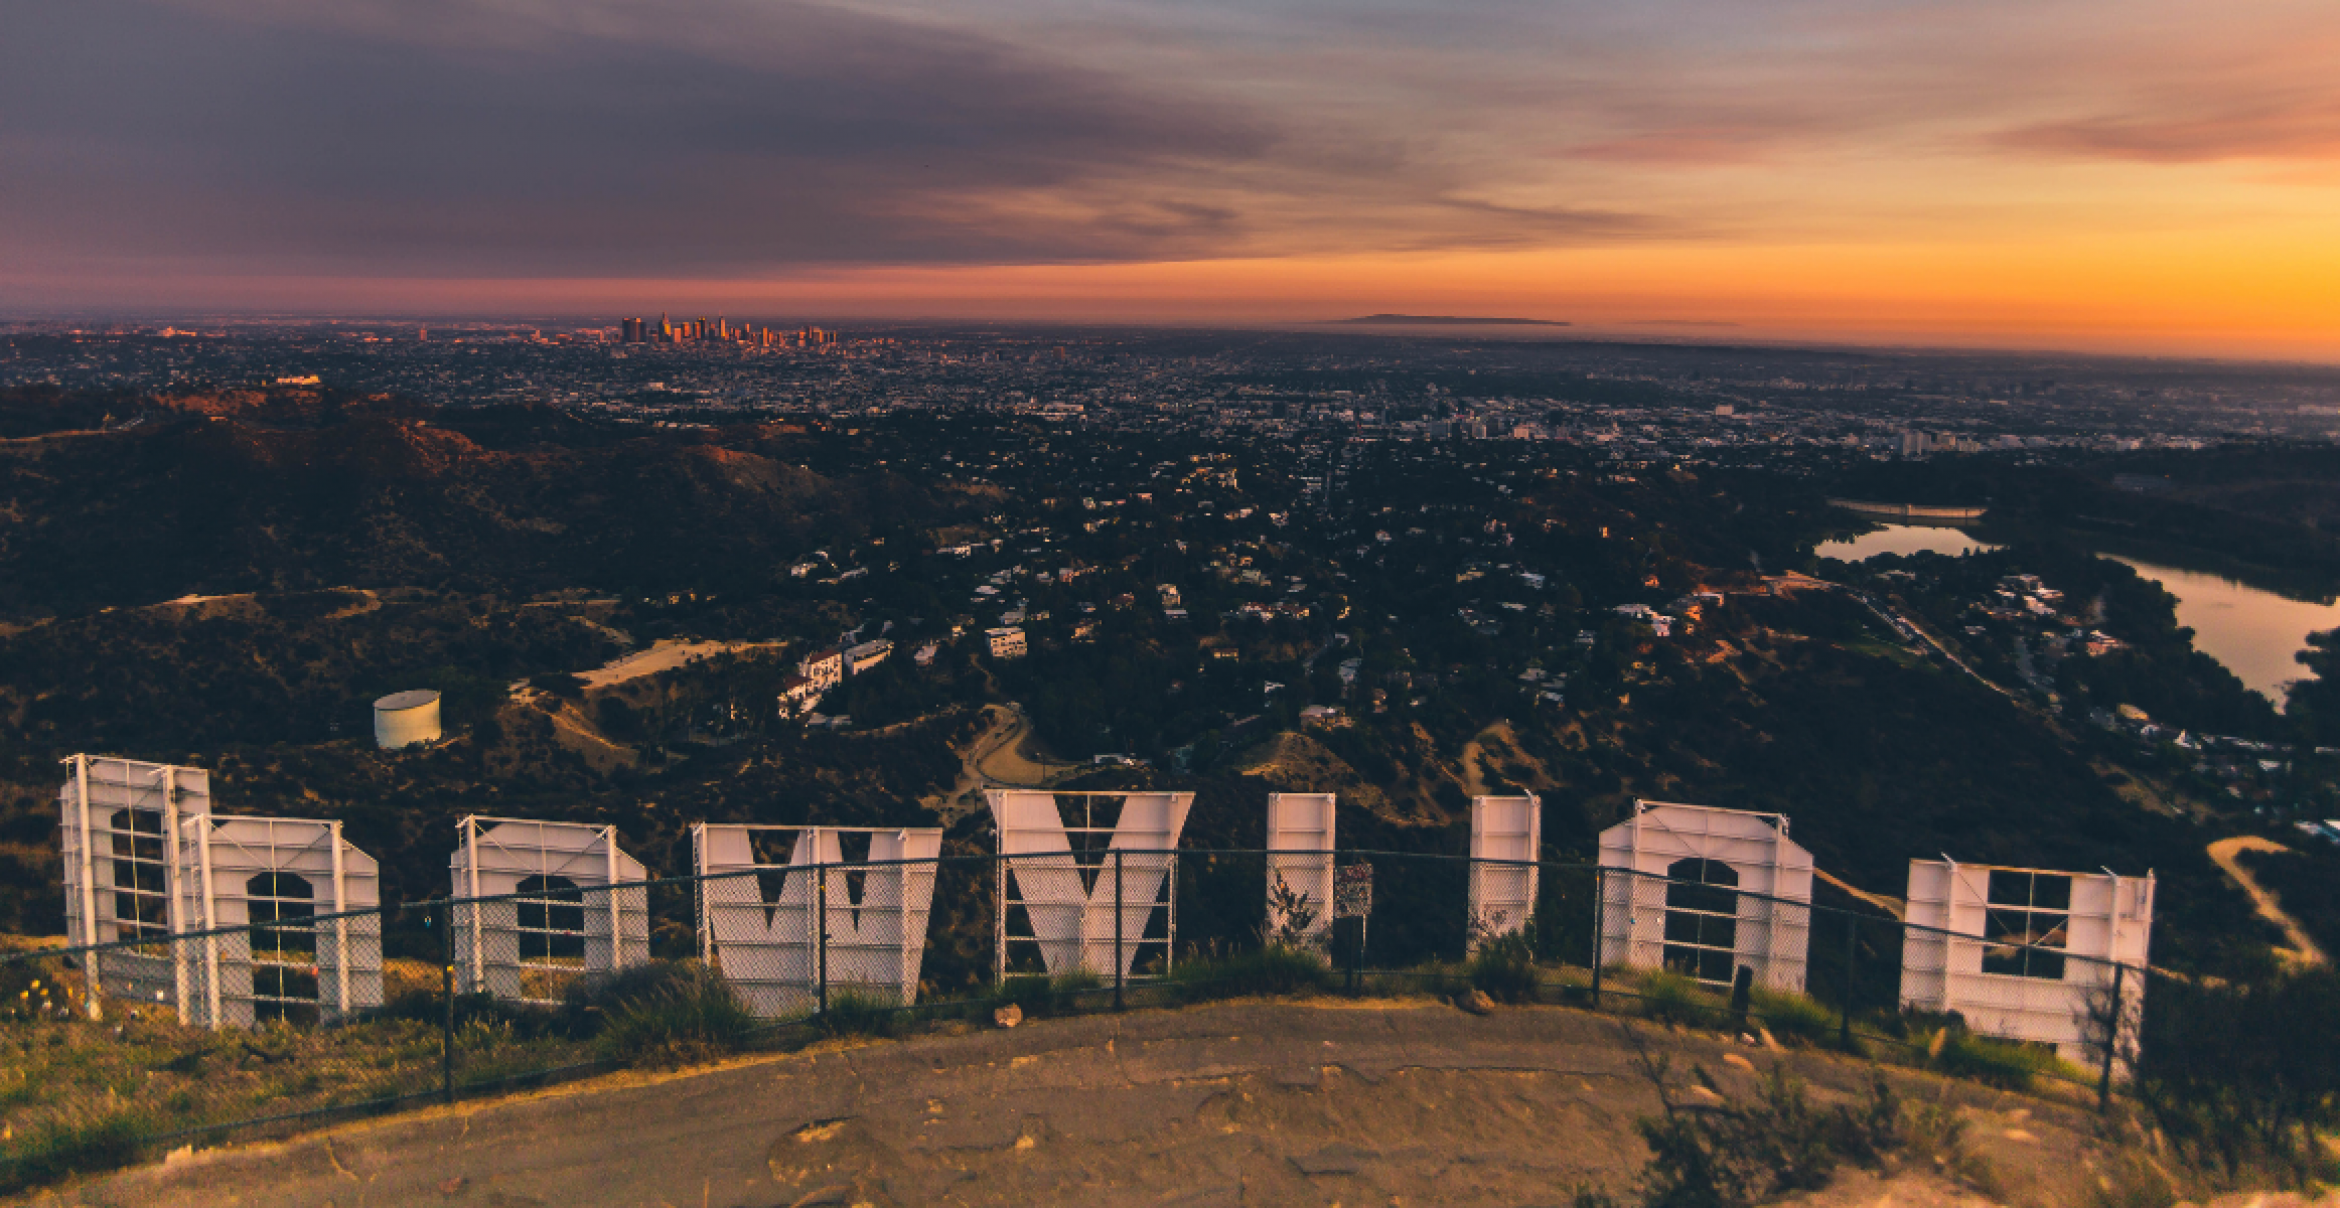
top-left (562, 960), bottom-right (733, 1037)
top-left (982, 969), bottom-right (1105, 1020)
top-left (1900, 1093), bottom-right (1997, 1194)
top-left (594, 963), bottom-right (758, 1068)
top-left (1637, 970), bottom-right (1721, 1027)
top-left (1466, 934), bottom-right (1541, 1004)
top-left (1169, 945), bottom-right (1334, 1003)
top-left (1928, 1030), bottom-right (2057, 1090)
top-left (1634, 1060), bottom-right (1907, 1208)
top-left (2085, 1150), bottom-right (2176, 1208)
top-left (530, 673), bottom-right (590, 699)
top-left (817, 989), bottom-right (904, 1039)
top-left (2130, 965), bottom-right (2340, 1185)
top-left (0, 1105), bottom-right (150, 1195)
top-left (1749, 989), bottom-right (1837, 1045)
top-left (364, 985), bottom-right (567, 1041)
top-left (1051, 967), bottom-right (1107, 1006)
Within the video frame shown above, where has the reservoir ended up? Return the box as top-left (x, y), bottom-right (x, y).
top-left (1815, 523), bottom-right (1999, 562)
top-left (2107, 557), bottom-right (2340, 704)
top-left (1815, 524), bottom-right (2339, 704)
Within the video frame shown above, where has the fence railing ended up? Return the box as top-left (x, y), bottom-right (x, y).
top-left (0, 850), bottom-right (2151, 1187)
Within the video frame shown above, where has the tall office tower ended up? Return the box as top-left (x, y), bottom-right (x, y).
top-left (717, 318), bottom-right (730, 340)
top-left (620, 317), bottom-right (644, 343)
top-left (659, 313), bottom-right (672, 341)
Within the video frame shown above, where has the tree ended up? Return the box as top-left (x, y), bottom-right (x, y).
top-left (2286, 629), bottom-right (2340, 747)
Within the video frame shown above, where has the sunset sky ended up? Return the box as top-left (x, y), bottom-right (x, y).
top-left (6, 0), bottom-right (2339, 358)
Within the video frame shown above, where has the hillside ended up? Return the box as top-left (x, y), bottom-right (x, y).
top-left (0, 385), bottom-right (2304, 981)
top-left (0, 387), bottom-right (965, 619)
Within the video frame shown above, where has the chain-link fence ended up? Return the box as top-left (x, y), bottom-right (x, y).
top-left (0, 850), bottom-right (2153, 1190)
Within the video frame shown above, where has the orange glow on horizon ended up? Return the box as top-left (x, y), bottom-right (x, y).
top-left (25, 230), bottom-right (2336, 362)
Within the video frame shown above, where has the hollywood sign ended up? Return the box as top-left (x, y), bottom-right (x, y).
top-left (58, 755), bottom-right (2152, 1064)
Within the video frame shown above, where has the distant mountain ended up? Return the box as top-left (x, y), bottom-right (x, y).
top-left (1329, 314), bottom-right (1570, 327)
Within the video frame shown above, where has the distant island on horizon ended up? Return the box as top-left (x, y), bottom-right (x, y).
top-left (1329, 314), bottom-right (1571, 327)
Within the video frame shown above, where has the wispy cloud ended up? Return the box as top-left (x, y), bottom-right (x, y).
top-left (4, 0), bottom-right (2339, 344)
top-left (1989, 100), bottom-right (2340, 164)
top-left (0, 0), bottom-right (1686, 278)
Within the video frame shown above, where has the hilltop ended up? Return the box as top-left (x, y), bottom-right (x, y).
top-left (49, 999), bottom-right (2118, 1208)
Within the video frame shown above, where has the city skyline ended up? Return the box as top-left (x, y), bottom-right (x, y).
top-left (4, 0), bottom-right (2338, 360)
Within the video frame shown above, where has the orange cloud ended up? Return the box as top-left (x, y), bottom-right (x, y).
top-left (1990, 102), bottom-right (2340, 164)
top-left (8, 0), bottom-right (2340, 359)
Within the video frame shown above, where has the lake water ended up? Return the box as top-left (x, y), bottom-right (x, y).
top-left (2109, 558), bottom-right (2340, 703)
top-left (1813, 524), bottom-right (2340, 703)
top-left (1815, 524), bottom-right (2000, 561)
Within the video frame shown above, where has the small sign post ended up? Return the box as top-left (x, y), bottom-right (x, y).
top-left (1335, 864), bottom-right (1373, 992)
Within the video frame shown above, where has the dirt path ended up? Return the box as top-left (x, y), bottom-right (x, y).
top-left (1456, 721), bottom-right (1518, 799)
top-left (1815, 868), bottom-right (1907, 921)
top-left (577, 638), bottom-right (784, 689)
top-left (2209, 836), bottom-right (2327, 966)
top-left (924, 704), bottom-right (1085, 820)
top-left (50, 1000), bottom-right (2112, 1208)
top-left (320, 588), bottom-right (381, 621)
top-left (1458, 734), bottom-right (1494, 799)
top-left (972, 702), bottom-right (1083, 788)
top-left (925, 704), bottom-right (1014, 818)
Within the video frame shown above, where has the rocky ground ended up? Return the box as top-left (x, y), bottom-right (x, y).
top-left (33, 998), bottom-right (2141, 1208)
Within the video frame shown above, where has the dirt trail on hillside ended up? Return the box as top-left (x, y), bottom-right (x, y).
top-left (1815, 868), bottom-right (1908, 920)
top-left (578, 638), bottom-right (783, 689)
top-left (55, 1001), bottom-right (2120, 1208)
top-left (1459, 733), bottom-right (1495, 799)
top-left (972, 702), bottom-right (1083, 788)
top-left (2209, 836), bottom-right (2327, 966)
top-left (925, 704), bottom-right (1084, 820)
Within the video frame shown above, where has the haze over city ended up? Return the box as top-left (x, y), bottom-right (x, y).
top-left (6, 0), bottom-right (2340, 358)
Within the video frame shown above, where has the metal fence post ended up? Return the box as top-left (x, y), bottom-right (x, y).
top-left (1346, 914), bottom-right (1360, 995)
top-left (2098, 962), bottom-right (2125, 1113)
top-left (439, 901), bottom-right (456, 1105)
top-left (1589, 867), bottom-right (1604, 1011)
top-left (816, 860), bottom-right (830, 1018)
top-left (1113, 849), bottom-right (1125, 1011)
top-left (1839, 913), bottom-right (1857, 1049)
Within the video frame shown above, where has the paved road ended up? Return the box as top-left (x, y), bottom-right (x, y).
top-left (48, 1000), bottom-right (2101, 1208)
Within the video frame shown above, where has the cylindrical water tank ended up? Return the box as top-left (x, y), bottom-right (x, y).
top-left (373, 689), bottom-right (443, 749)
